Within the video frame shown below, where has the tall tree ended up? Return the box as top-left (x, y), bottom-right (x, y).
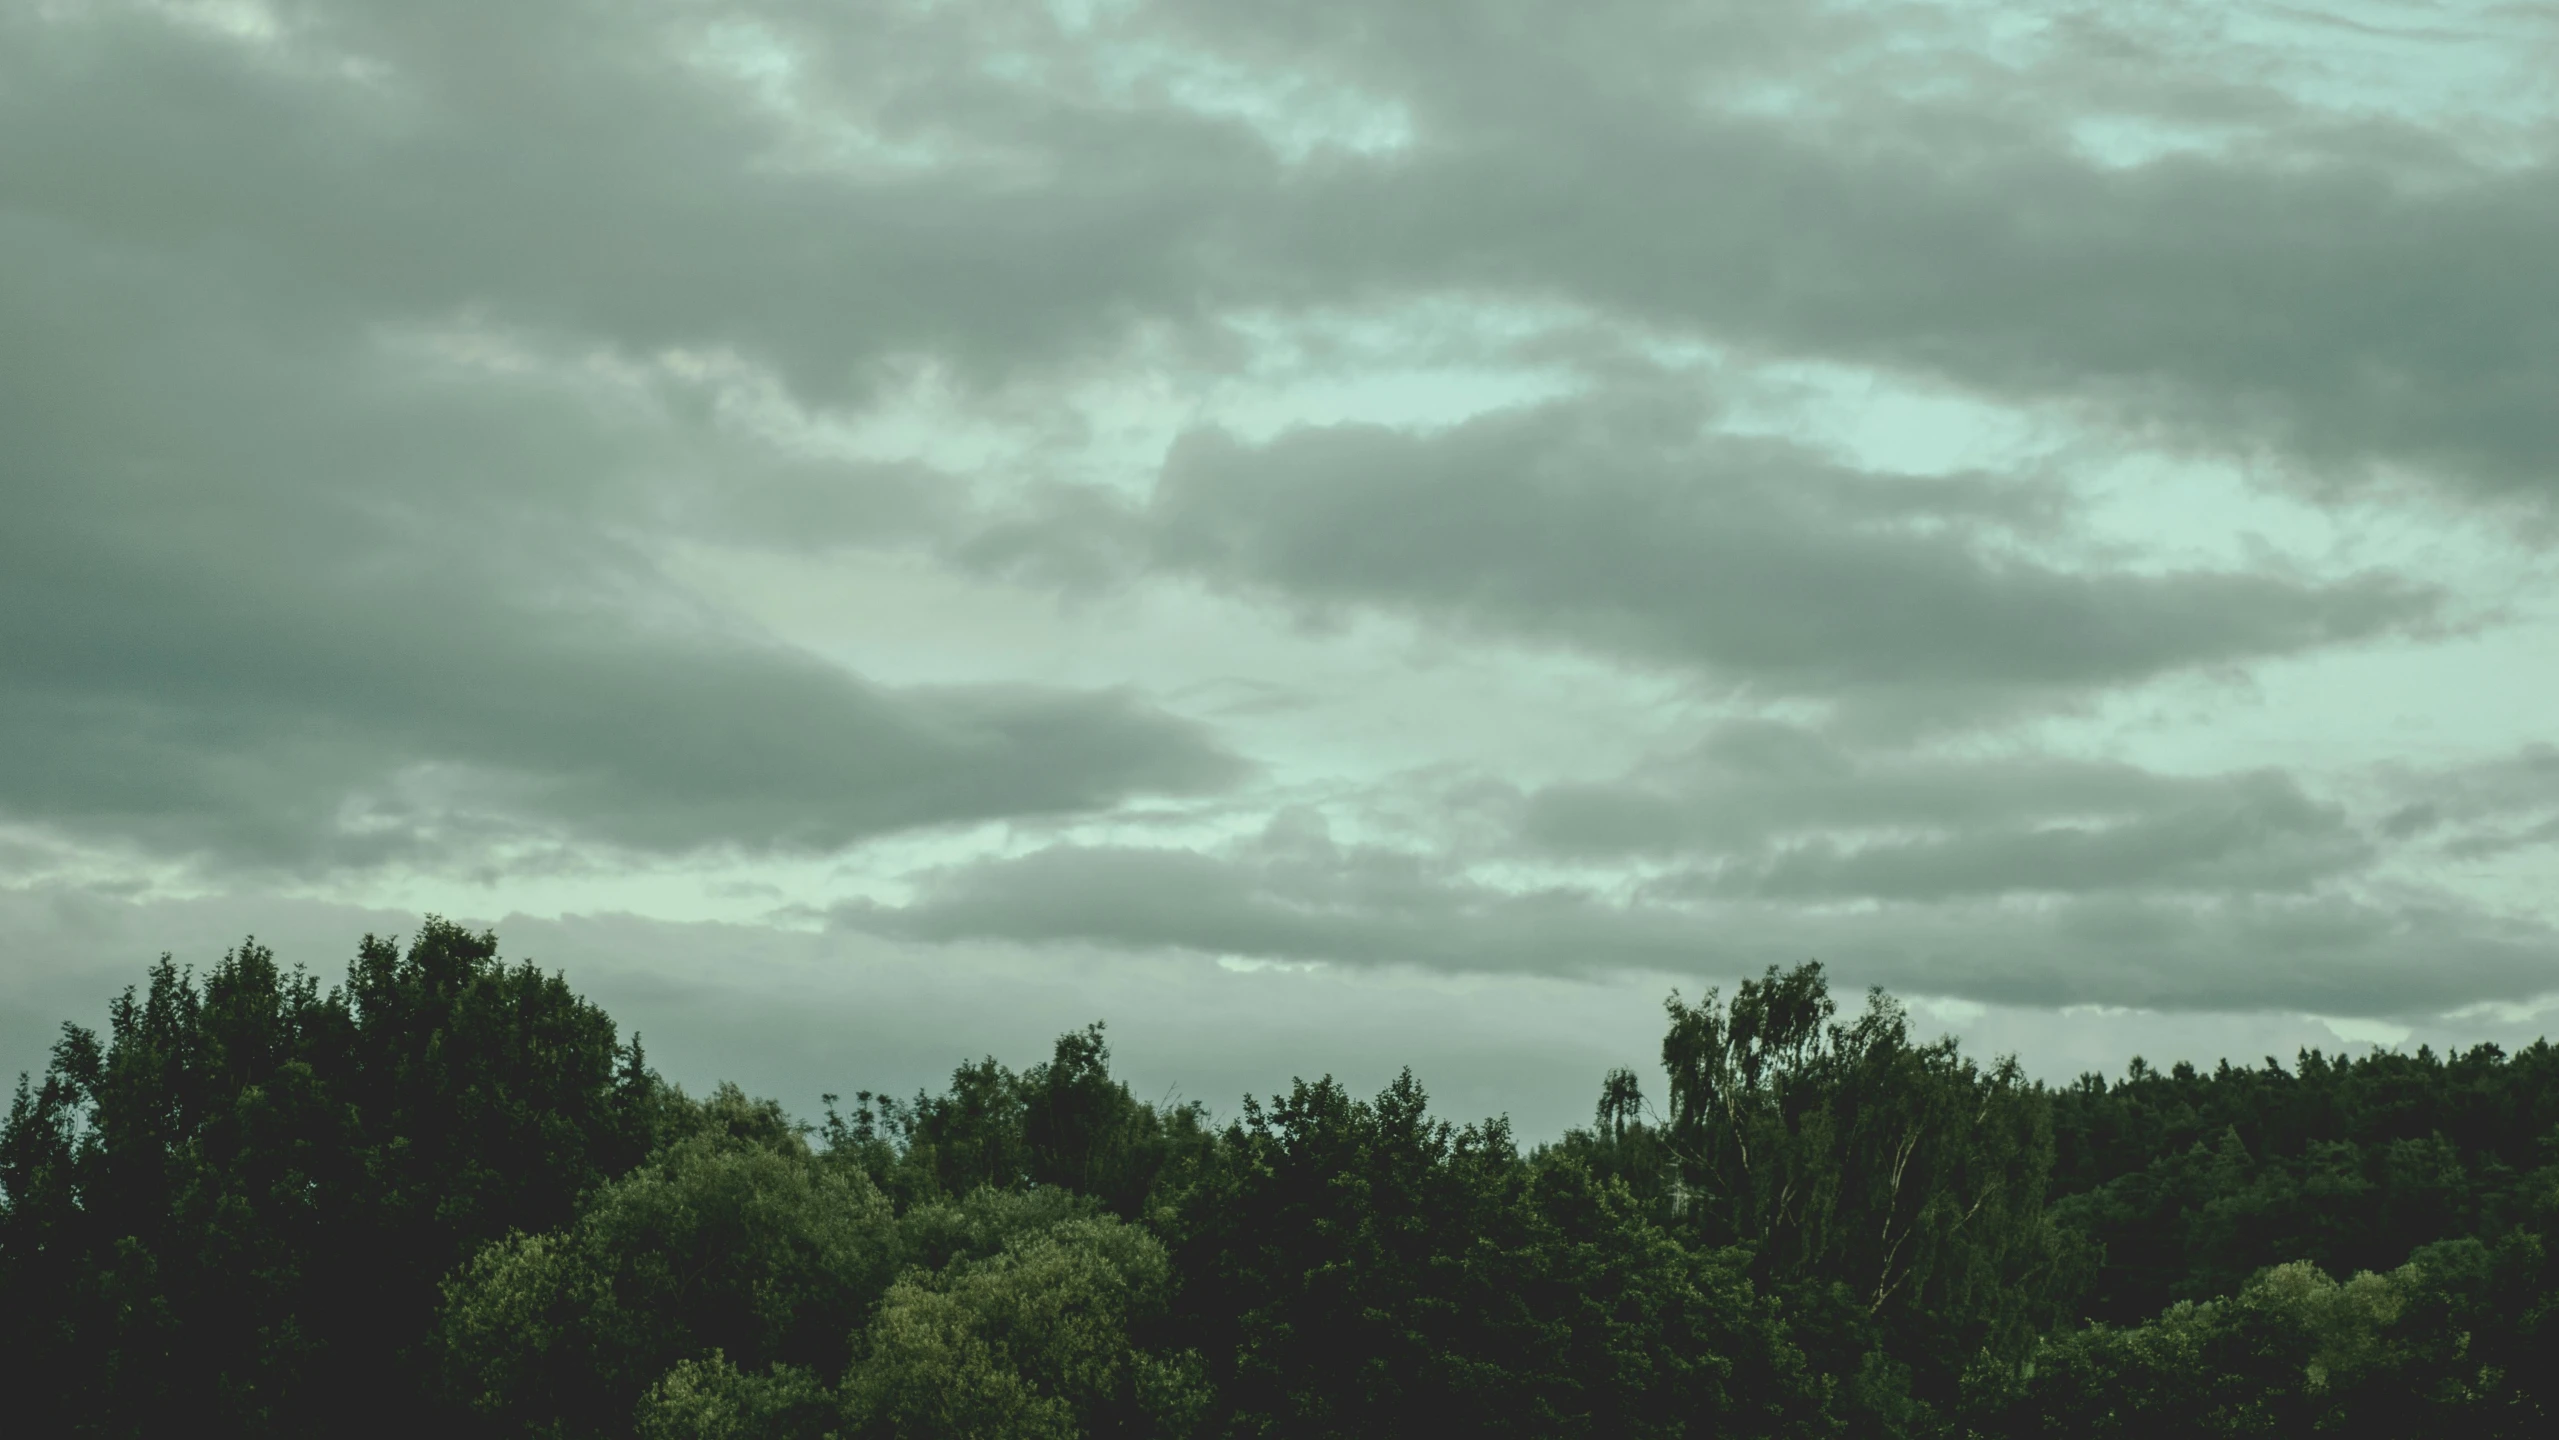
top-left (2045, 1041), bottom-right (2559, 1320)
top-left (438, 1085), bottom-right (899, 1439)
top-left (0, 922), bottom-right (658, 1439)
top-left (833, 1024), bottom-right (1210, 1221)
top-left (1170, 1071), bottom-right (1831, 1440)
top-left (1658, 962), bottom-right (2081, 1426)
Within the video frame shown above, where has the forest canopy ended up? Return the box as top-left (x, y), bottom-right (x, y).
top-left (3, 923), bottom-right (2553, 1438)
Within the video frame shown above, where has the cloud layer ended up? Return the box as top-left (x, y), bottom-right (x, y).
top-left (1136, 397), bottom-right (2436, 719)
top-left (3, 0), bottom-right (2555, 1036)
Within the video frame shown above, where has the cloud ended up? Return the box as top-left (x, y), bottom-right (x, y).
top-left (1130, 395), bottom-right (2434, 718)
top-left (1167, 0), bottom-right (2559, 502)
top-left (15, 0), bottom-right (2552, 505)
top-left (0, 1), bottom-right (1269, 397)
top-left (1511, 721), bottom-right (2373, 900)
top-left (835, 716), bottom-right (2559, 1015)
top-left (5, 0), bottom-right (2554, 1037)
top-left (841, 807), bottom-right (1708, 976)
top-left (2374, 745), bottom-right (2559, 861)
top-left (0, 159), bottom-right (1239, 873)
top-left (840, 820), bottom-right (2559, 1015)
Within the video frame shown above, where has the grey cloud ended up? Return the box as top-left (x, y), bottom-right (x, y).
top-left (6, 0), bottom-right (2551, 1018)
top-left (0, 191), bottom-right (1238, 872)
top-left (0, 1), bottom-right (1280, 875)
top-left (16, 0), bottom-right (2552, 510)
top-left (2443, 817), bottom-right (2559, 862)
top-left (837, 719), bottom-right (2537, 1013)
top-left (2380, 802), bottom-right (2444, 839)
top-left (0, 1), bottom-right (1268, 399)
top-left (841, 809), bottom-right (1709, 976)
top-left (1171, 0), bottom-right (2559, 502)
top-left (1137, 397), bottom-right (2433, 714)
top-left (1340, 131), bottom-right (2559, 499)
top-left (1678, 789), bottom-right (2364, 903)
top-left (1518, 722), bottom-right (2371, 900)
top-left (1871, 892), bottom-right (2559, 1016)
top-left (2376, 746), bottom-right (2559, 861)
top-left (836, 814), bottom-right (2559, 1015)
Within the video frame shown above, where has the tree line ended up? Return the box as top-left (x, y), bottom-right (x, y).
top-left (2, 921), bottom-right (2552, 1437)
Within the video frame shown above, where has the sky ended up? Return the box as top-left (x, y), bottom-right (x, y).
top-left (6, 0), bottom-right (2559, 1138)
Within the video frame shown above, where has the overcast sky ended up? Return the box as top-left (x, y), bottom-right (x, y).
top-left (7, 0), bottom-right (2558, 1136)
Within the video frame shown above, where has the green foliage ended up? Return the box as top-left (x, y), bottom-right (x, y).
top-left (0, 921), bottom-right (657, 1439)
top-left (437, 1085), bottom-right (898, 1438)
top-left (1969, 1238), bottom-right (2553, 1438)
top-left (1169, 1069), bottom-right (1832, 1439)
top-left (10, 929), bottom-right (2557, 1440)
top-left (440, 1093), bottom-right (1201, 1440)
top-left (887, 1186), bottom-right (1100, 1278)
top-left (1650, 963), bottom-right (2084, 1429)
top-left (841, 1216), bottom-right (1207, 1440)
top-left (638, 1355), bottom-right (839, 1440)
top-left (2046, 1042), bottom-right (2559, 1320)
top-left (827, 1024), bottom-right (1212, 1221)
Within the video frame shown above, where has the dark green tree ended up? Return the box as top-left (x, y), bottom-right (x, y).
top-left (1969, 1242), bottom-right (2554, 1438)
top-left (1169, 1070), bottom-right (1831, 1439)
top-left (2045, 1041), bottom-right (2559, 1321)
top-left (437, 1084), bottom-right (898, 1438)
top-left (12, 926), bottom-right (2558, 1440)
top-left (1021, 1023), bottom-right (1212, 1219)
top-left (830, 1024), bottom-right (1210, 1221)
top-left (0, 922), bottom-right (659, 1439)
top-left (1657, 962), bottom-right (2081, 1430)
top-left (838, 1214), bottom-right (1209, 1440)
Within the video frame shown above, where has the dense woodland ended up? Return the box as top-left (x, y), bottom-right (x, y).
top-left (2, 923), bottom-right (2553, 1438)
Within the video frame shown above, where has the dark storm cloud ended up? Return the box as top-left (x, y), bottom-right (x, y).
top-left (1133, 396), bottom-right (2434, 715)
